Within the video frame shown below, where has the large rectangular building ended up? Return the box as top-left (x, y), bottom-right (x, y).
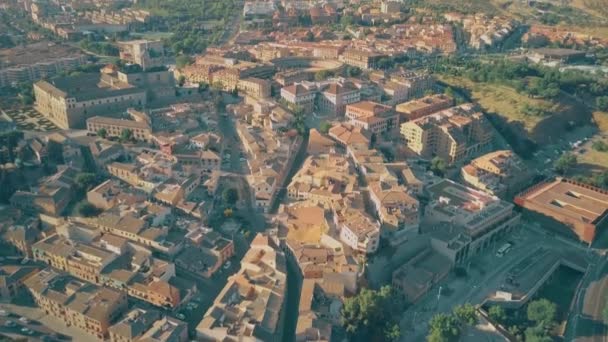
top-left (515, 178), bottom-right (608, 244)
top-left (34, 74), bottom-right (146, 129)
top-left (395, 94), bottom-right (454, 122)
top-left (426, 179), bottom-right (520, 257)
top-left (400, 103), bottom-right (493, 165)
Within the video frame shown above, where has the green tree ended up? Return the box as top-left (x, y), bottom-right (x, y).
top-left (319, 121), bottom-right (332, 134)
top-left (305, 31), bottom-right (315, 42)
top-left (488, 305), bottom-right (506, 324)
top-left (75, 172), bottom-right (97, 190)
top-left (97, 128), bottom-right (107, 139)
top-left (77, 201), bottom-right (101, 217)
top-left (341, 286), bottom-right (403, 341)
top-left (384, 323), bottom-right (401, 342)
top-left (427, 313), bottom-right (460, 342)
top-left (222, 187), bottom-right (238, 206)
top-left (554, 152), bottom-right (577, 175)
top-left (120, 129), bottom-right (133, 143)
top-left (453, 303), bottom-right (477, 325)
top-left (340, 14), bottom-right (355, 28)
top-left (377, 57), bottom-right (394, 70)
top-left (198, 82), bottom-right (209, 93)
top-left (177, 75), bottom-right (186, 87)
top-left (527, 299), bottom-right (557, 326)
top-left (444, 87), bottom-right (455, 98)
top-left (593, 140), bottom-right (608, 152)
top-left (430, 157), bottom-right (447, 177)
top-left (524, 324), bottom-right (552, 342)
top-left (175, 55), bottom-right (192, 69)
top-left (47, 141), bottom-right (64, 164)
top-left (315, 70), bottom-right (331, 81)
top-left (597, 96), bottom-right (608, 111)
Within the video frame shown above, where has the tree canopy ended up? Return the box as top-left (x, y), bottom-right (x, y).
top-left (554, 152), bottom-right (577, 175)
top-left (341, 286), bottom-right (403, 342)
top-left (527, 299), bottom-right (557, 326)
top-left (222, 187), bottom-right (238, 206)
top-left (428, 313), bottom-right (461, 342)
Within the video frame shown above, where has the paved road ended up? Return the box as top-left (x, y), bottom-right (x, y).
top-left (401, 221), bottom-right (591, 341)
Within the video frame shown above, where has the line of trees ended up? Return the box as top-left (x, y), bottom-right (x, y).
top-left (436, 58), bottom-right (608, 107)
top-left (427, 303), bottom-right (478, 342)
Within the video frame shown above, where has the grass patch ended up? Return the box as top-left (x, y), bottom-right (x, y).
top-left (440, 75), bottom-right (553, 131)
top-left (575, 111), bottom-right (608, 175)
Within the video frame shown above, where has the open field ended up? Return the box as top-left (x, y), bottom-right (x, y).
top-left (438, 75), bottom-right (593, 146)
top-left (572, 0), bottom-right (608, 21)
top-left (574, 111), bottom-right (608, 175)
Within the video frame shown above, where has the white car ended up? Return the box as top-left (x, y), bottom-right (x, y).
top-left (4, 320), bottom-right (15, 328)
top-left (0, 309), bottom-right (8, 317)
top-left (18, 317), bottom-right (29, 324)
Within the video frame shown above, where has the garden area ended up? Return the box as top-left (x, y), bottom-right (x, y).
top-left (483, 265), bottom-right (584, 341)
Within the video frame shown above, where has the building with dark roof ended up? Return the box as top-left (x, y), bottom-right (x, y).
top-left (33, 73), bottom-right (147, 129)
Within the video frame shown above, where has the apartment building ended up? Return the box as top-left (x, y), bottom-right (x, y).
top-left (287, 154), bottom-right (358, 208)
top-left (278, 204), bottom-right (360, 292)
top-left (341, 49), bottom-right (387, 69)
top-left (176, 229), bottom-right (235, 278)
top-left (345, 101), bottom-right (398, 135)
top-left (328, 122), bottom-right (372, 148)
top-left (400, 103), bottom-right (493, 165)
top-left (368, 181), bottom-right (419, 241)
top-left (192, 55), bottom-right (276, 90)
top-left (275, 70), bottom-right (312, 86)
top-left (94, 212), bottom-right (183, 256)
top-left (0, 42), bottom-right (87, 88)
top-left (3, 224), bottom-right (40, 258)
top-left (9, 167), bottom-right (78, 216)
top-left (281, 82), bottom-right (318, 113)
top-left (87, 179), bottom-right (147, 210)
top-left (238, 77), bottom-right (272, 99)
top-left (335, 208), bottom-right (380, 254)
top-left (426, 179), bottom-right (520, 258)
top-left (0, 266), bottom-right (39, 301)
top-left (381, 0), bottom-right (401, 13)
top-left (317, 80), bottom-right (360, 116)
top-left (108, 308), bottom-right (188, 342)
top-left (87, 116), bottom-right (152, 142)
top-left (461, 150), bottom-right (531, 196)
top-left (117, 39), bottom-right (167, 70)
top-left (32, 234), bottom-right (118, 285)
top-left (196, 234), bottom-right (287, 342)
top-left (34, 74), bottom-right (146, 129)
top-left (392, 247), bottom-right (451, 304)
top-left (395, 94), bottom-right (454, 122)
top-left (24, 269), bottom-right (128, 340)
